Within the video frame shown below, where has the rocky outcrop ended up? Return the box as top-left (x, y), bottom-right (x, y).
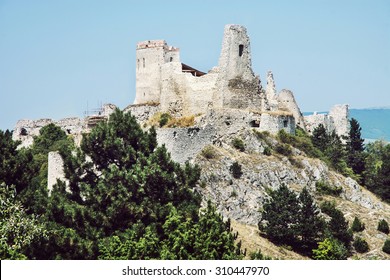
top-left (193, 129), bottom-right (389, 227)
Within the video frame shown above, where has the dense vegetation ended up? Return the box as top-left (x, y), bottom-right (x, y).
top-left (259, 118), bottom-right (390, 258)
top-left (1, 112), bottom-right (389, 259)
top-left (0, 109), bottom-right (241, 259)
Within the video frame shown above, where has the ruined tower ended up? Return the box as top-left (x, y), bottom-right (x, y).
top-left (135, 40), bottom-right (180, 104)
top-left (215, 24), bottom-right (262, 110)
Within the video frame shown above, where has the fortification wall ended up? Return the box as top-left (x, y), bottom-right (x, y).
top-left (156, 125), bottom-right (216, 164)
top-left (329, 104), bottom-right (349, 137)
top-left (304, 104), bottom-right (349, 137)
top-left (277, 89), bottom-right (305, 128)
top-left (160, 63), bottom-right (218, 116)
top-left (123, 103), bottom-right (160, 123)
top-left (259, 113), bottom-right (295, 135)
top-left (47, 151), bottom-right (68, 193)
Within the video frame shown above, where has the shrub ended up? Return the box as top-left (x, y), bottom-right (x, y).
top-left (378, 219), bottom-right (389, 234)
top-left (232, 138), bottom-right (245, 152)
top-left (275, 143), bottom-right (292, 156)
top-left (278, 129), bottom-right (294, 144)
top-left (353, 237), bottom-right (369, 253)
top-left (382, 239), bottom-right (390, 254)
top-left (312, 238), bottom-right (348, 260)
top-left (250, 249), bottom-right (272, 260)
top-left (351, 217), bottom-right (365, 232)
top-left (230, 161), bottom-right (243, 179)
top-left (201, 146), bottom-right (217, 159)
top-left (159, 113), bottom-right (171, 127)
top-left (316, 181), bottom-right (342, 196)
top-left (263, 146), bottom-right (272, 156)
top-left (320, 200), bottom-right (337, 216)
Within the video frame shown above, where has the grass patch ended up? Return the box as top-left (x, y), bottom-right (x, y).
top-left (316, 181), bottom-right (342, 196)
top-left (232, 138), bottom-right (245, 152)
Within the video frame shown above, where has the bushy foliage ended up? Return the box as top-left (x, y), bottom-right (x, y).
top-left (320, 201), bottom-right (353, 250)
top-left (346, 118), bottom-right (366, 182)
top-left (274, 143), bottom-right (292, 156)
top-left (249, 249), bottom-right (272, 260)
top-left (0, 109), bottom-right (242, 259)
top-left (364, 141), bottom-right (390, 203)
top-left (232, 138), bottom-right (245, 152)
top-left (263, 146), bottom-right (272, 156)
top-left (383, 239), bottom-right (390, 254)
top-left (312, 238), bottom-right (348, 260)
top-left (159, 113), bottom-right (171, 127)
top-left (315, 180), bottom-right (342, 196)
top-left (0, 185), bottom-right (48, 259)
top-left (230, 161), bottom-right (243, 179)
top-left (377, 219), bottom-right (389, 234)
top-left (260, 185), bottom-right (325, 255)
top-left (353, 237), bottom-right (369, 253)
top-left (351, 217), bottom-right (365, 232)
top-left (201, 145), bottom-right (217, 159)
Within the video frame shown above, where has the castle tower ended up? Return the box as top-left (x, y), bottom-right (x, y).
top-left (215, 24), bottom-right (262, 110)
top-left (218, 24), bottom-right (255, 80)
top-left (134, 40), bottom-right (180, 104)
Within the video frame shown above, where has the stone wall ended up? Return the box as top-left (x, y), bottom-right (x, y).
top-left (156, 125), bottom-right (216, 164)
top-left (123, 103), bottom-right (160, 123)
top-left (259, 112), bottom-right (296, 135)
top-left (304, 104), bottom-right (349, 137)
top-left (47, 151), bottom-right (68, 193)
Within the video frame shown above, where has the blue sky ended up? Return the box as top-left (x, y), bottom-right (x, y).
top-left (0, 0), bottom-right (389, 130)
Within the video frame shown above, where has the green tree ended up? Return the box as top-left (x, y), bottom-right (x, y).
top-left (0, 185), bottom-right (48, 259)
top-left (312, 238), bottom-right (348, 260)
top-left (346, 118), bottom-right (366, 181)
top-left (383, 239), bottom-right (390, 254)
top-left (311, 124), bottom-right (328, 153)
top-left (98, 202), bottom-right (241, 260)
top-left (351, 217), bottom-right (365, 232)
top-left (353, 237), bottom-right (369, 253)
top-left (40, 109), bottom-right (240, 259)
top-left (364, 141), bottom-right (390, 202)
top-left (296, 188), bottom-right (325, 254)
top-left (321, 203), bottom-right (353, 250)
top-left (377, 219), bottom-right (389, 234)
top-left (260, 184), bottom-right (300, 246)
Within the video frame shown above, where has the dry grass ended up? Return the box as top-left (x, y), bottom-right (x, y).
top-left (231, 219), bottom-right (309, 260)
top-left (166, 115), bottom-right (195, 128)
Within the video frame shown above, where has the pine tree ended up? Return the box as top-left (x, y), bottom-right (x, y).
top-left (346, 118), bottom-right (366, 180)
top-left (296, 188), bottom-right (325, 254)
top-left (311, 124), bottom-right (328, 152)
top-left (260, 184), bottom-right (300, 245)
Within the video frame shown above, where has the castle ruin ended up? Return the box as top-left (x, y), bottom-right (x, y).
top-left (11, 24), bottom-right (349, 190)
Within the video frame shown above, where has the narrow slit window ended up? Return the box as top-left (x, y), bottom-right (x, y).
top-left (143, 58), bottom-right (145, 68)
top-left (239, 44), bottom-right (244, 57)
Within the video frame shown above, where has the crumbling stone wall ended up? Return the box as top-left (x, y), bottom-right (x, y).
top-left (156, 125), bottom-right (216, 164)
top-left (304, 104), bottom-right (349, 137)
top-left (47, 151), bottom-right (68, 193)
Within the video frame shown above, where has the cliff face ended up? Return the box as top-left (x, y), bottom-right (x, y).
top-left (192, 128), bottom-right (390, 259)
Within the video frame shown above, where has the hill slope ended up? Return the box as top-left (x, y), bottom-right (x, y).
top-left (193, 129), bottom-right (390, 259)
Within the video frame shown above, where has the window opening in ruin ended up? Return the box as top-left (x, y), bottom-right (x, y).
top-left (137, 59), bottom-right (140, 70)
top-left (239, 44), bottom-right (244, 57)
top-left (250, 120), bottom-right (260, 128)
top-left (170, 57), bottom-right (173, 62)
top-left (143, 58), bottom-right (145, 68)
top-left (283, 120), bottom-right (288, 128)
top-left (20, 128), bottom-right (28, 136)
top-left (66, 129), bottom-right (71, 134)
